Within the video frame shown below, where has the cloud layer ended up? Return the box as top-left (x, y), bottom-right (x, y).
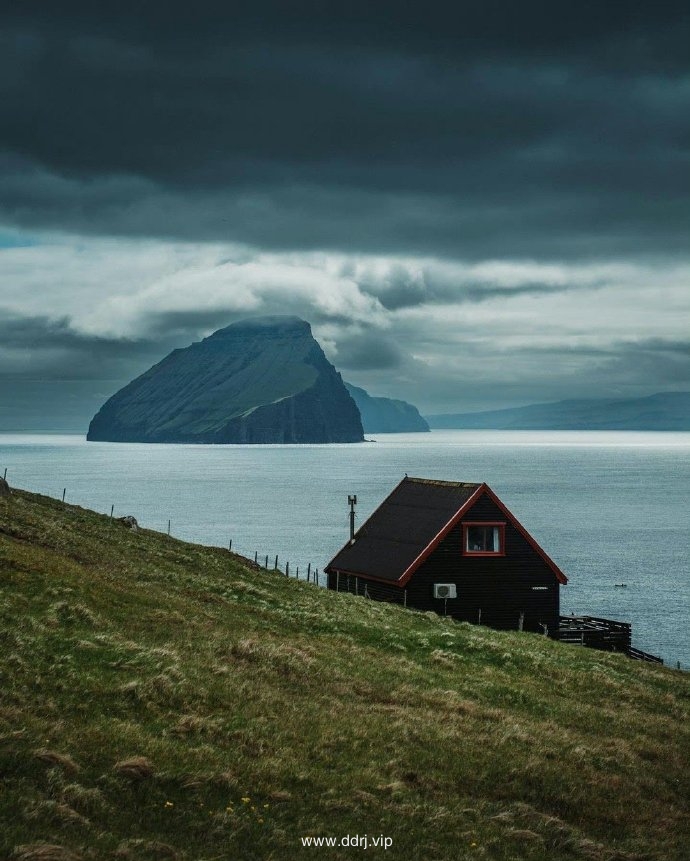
top-left (2, 236), bottom-right (689, 413)
top-left (2, 3), bottom-right (689, 258)
top-left (1, 3), bottom-right (689, 416)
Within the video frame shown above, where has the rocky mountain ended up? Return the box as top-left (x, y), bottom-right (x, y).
top-left (344, 383), bottom-right (429, 433)
top-left (427, 391), bottom-right (690, 430)
top-left (87, 317), bottom-right (364, 443)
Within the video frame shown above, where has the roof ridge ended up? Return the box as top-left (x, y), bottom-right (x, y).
top-left (404, 476), bottom-right (481, 488)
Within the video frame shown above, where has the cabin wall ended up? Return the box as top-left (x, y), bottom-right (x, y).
top-left (327, 494), bottom-right (562, 636)
top-left (327, 570), bottom-right (407, 605)
top-left (406, 495), bottom-right (561, 634)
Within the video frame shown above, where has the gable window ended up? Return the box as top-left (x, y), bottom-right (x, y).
top-left (463, 522), bottom-right (505, 556)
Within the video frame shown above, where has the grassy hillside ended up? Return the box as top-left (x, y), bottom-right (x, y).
top-left (1, 488), bottom-right (688, 861)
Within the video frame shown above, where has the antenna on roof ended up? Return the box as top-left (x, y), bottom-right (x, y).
top-left (348, 494), bottom-right (357, 542)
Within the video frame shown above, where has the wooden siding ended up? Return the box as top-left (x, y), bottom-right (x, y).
top-left (327, 571), bottom-right (407, 606)
top-left (403, 494), bottom-right (560, 634)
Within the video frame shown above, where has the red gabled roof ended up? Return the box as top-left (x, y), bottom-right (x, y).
top-left (325, 477), bottom-right (568, 586)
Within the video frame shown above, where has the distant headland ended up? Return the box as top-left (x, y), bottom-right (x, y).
top-left (345, 382), bottom-right (429, 433)
top-left (427, 391), bottom-right (690, 431)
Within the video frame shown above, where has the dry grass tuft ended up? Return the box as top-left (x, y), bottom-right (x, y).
top-left (115, 839), bottom-right (180, 859)
top-left (60, 784), bottom-right (109, 815)
top-left (170, 715), bottom-right (198, 735)
top-left (48, 601), bottom-right (100, 628)
top-left (229, 638), bottom-right (261, 660)
top-left (177, 773), bottom-right (205, 790)
top-left (24, 800), bottom-right (90, 829)
top-left (430, 648), bottom-right (464, 666)
top-left (268, 790), bottom-right (293, 802)
top-left (499, 802), bottom-right (647, 861)
top-left (113, 756), bottom-right (156, 781)
top-left (209, 770), bottom-right (238, 790)
top-left (169, 715), bottom-right (210, 736)
top-left (33, 750), bottom-right (80, 775)
top-left (506, 828), bottom-right (543, 843)
top-left (376, 781), bottom-right (406, 795)
top-left (13, 844), bottom-right (83, 861)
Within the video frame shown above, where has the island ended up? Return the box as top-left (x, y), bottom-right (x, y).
top-left (87, 316), bottom-right (364, 443)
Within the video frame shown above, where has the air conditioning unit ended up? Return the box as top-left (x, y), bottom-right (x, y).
top-left (433, 583), bottom-right (457, 599)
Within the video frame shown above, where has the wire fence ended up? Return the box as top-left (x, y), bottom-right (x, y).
top-left (226, 540), bottom-right (323, 587)
top-left (1, 468), bottom-right (326, 588)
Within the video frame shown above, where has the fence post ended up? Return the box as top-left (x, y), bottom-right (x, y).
top-left (167, 519), bottom-right (171, 536)
top-left (477, 608), bottom-right (482, 625)
top-left (315, 568), bottom-right (318, 586)
top-left (274, 555), bottom-right (278, 570)
top-left (62, 488), bottom-right (66, 502)
top-left (110, 504), bottom-right (114, 518)
top-left (518, 612), bottom-right (524, 631)
top-left (286, 561), bottom-right (289, 577)
top-left (307, 562), bottom-right (311, 583)
top-left (229, 539), bottom-right (233, 551)
top-left (265, 555), bottom-right (269, 569)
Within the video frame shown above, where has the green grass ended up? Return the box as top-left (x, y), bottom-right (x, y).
top-left (1, 487), bottom-right (689, 861)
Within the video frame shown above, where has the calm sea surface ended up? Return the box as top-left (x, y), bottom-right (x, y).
top-left (1, 430), bottom-right (688, 667)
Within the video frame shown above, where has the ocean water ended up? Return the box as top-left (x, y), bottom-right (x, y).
top-left (1, 430), bottom-right (688, 667)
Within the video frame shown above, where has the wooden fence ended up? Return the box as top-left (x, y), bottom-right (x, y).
top-left (557, 615), bottom-right (632, 652)
top-left (627, 646), bottom-right (664, 664)
top-left (557, 615), bottom-right (663, 663)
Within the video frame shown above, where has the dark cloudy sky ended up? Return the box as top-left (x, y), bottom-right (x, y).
top-left (1, 1), bottom-right (689, 426)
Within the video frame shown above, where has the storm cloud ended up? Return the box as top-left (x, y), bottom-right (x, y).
top-left (1, 2), bottom-right (689, 421)
top-left (2, 2), bottom-right (689, 257)
top-left (0, 312), bottom-right (167, 379)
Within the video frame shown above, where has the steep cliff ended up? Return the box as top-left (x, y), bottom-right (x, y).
top-left (344, 383), bottom-right (429, 433)
top-left (87, 317), bottom-right (364, 443)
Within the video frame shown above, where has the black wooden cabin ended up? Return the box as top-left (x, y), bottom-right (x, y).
top-left (325, 477), bottom-right (568, 636)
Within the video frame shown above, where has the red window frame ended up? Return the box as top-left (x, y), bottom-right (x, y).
top-left (462, 522), bottom-right (506, 556)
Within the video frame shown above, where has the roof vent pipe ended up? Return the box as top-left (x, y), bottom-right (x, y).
top-left (348, 494), bottom-right (357, 542)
